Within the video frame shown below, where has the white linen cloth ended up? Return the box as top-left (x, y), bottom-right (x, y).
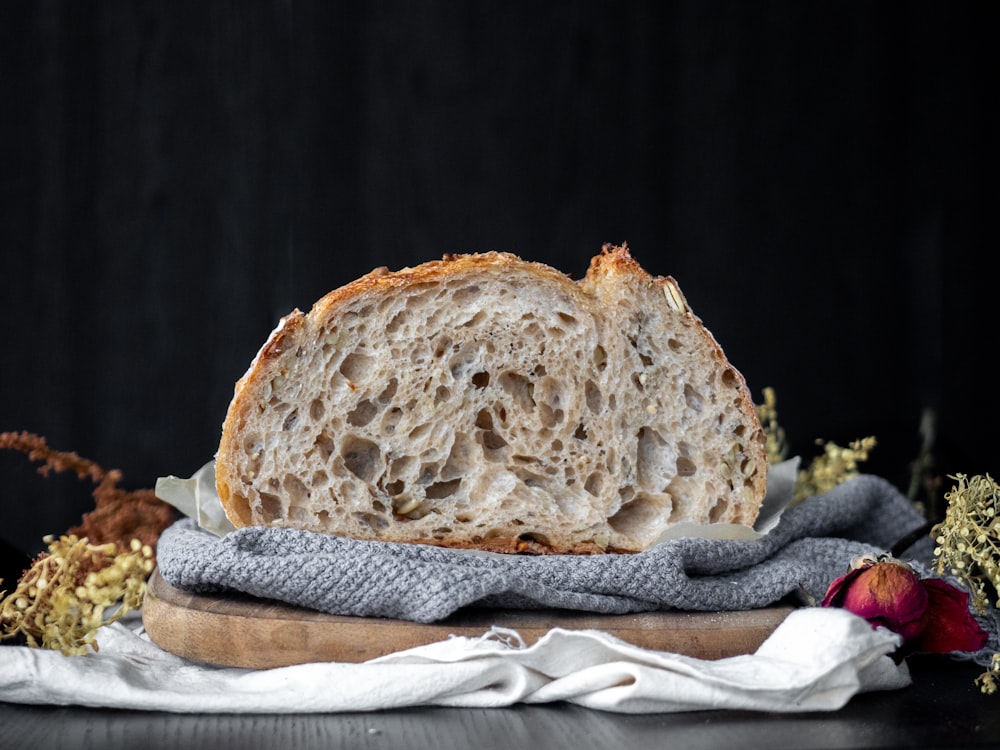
top-left (0, 607), bottom-right (908, 714)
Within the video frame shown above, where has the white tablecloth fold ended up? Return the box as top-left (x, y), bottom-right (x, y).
top-left (0, 606), bottom-right (908, 714)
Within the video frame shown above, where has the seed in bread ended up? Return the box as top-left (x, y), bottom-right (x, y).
top-left (215, 244), bottom-right (768, 554)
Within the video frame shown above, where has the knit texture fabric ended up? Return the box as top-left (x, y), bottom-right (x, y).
top-left (156, 474), bottom-right (929, 623)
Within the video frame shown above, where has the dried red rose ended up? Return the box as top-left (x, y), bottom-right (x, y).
top-left (821, 555), bottom-right (988, 656)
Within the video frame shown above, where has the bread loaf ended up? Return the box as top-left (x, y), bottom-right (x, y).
top-left (216, 244), bottom-right (768, 554)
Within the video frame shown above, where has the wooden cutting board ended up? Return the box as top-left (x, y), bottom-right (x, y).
top-left (142, 569), bottom-right (794, 669)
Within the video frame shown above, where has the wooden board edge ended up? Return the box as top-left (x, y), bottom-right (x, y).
top-left (142, 569), bottom-right (794, 669)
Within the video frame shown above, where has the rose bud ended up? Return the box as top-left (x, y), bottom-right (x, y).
top-left (821, 555), bottom-right (988, 657)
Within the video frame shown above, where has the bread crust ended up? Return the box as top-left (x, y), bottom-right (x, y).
top-left (216, 245), bottom-right (768, 554)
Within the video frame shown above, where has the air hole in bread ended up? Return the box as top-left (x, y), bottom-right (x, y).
top-left (593, 345), bottom-right (608, 371)
top-left (404, 284), bottom-right (434, 308)
top-left (426, 478), bottom-right (462, 499)
top-left (281, 408), bottom-right (299, 431)
top-left (260, 492), bottom-right (282, 522)
top-left (471, 371), bottom-right (490, 388)
top-left (667, 338), bottom-right (682, 352)
top-left (721, 368), bottom-right (739, 389)
top-left (354, 512), bottom-right (388, 530)
top-left (339, 351), bottom-right (372, 382)
top-left (538, 403), bottom-right (564, 428)
top-left (316, 509), bottom-right (332, 529)
top-left (475, 408), bottom-right (493, 430)
top-left (408, 423), bottom-right (431, 440)
top-left (676, 456), bottom-right (698, 477)
top-left (378, 378), bottom-right (398, 403)
top-left (452, 284), bottom-right (481, 303)
top-left (443, 436), bottom-right (474, 477)
top-left (481, 429), bottom-right (508, 451)
top-left (500, 372), bottom-right (535, 410)
top-left (636, 426), bottom-right (669, 490)
top-left (341, 436), bottom-right (382, 482)
top-left (434, 385), bottom-right (450, 404)
top-left (631, 373), bottom-right (645, 392)
top-left (557, 311), bottom-right (577, 325)
top-left (584, 471), bottom-right (603, 496)
top-left (433, 337), bottom-right (452, 358)
top-left (514, 468), bottom-right (546, 488)
top-left (708, 497), bottom-right (728, 523)
top-left (585, 379), bottom-right (602, 413)
top-left (283, 473), bottom-right (310, 504)
top-left (385, 479), bottom-right (405, 495)
top-left (242, 434), bottom-right (263, 453)
top-left (381, 407), bottom-right (403, 434)
top-left (684, 383), bottom-right (703, 412)
top-left (347, 399), bottom-right (378, 427)
top-left (309, 399), bottom-right (325, 422)
top-left (608, 492), bottom-right (668, 537)
top-left (462, 310), bottom-right (487, 327)
top-left (314, 430), bottom-right (335, 460)
top-left (574, 423), bottom-right (588, 440)
top-left (387, 455), bottom-right (414, 481)
top-left (417, 464), bottom-right (439, 485)
top-left (385, 309), bottom-right (409, 334)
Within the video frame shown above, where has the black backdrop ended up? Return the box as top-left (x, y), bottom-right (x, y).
top-left (2, 1), bottom-right (996, 558)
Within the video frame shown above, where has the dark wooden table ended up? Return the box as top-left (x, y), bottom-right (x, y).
top-left (1, 655), bottom-right (996, 750)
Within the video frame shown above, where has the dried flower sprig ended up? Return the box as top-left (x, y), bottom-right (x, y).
top-left (932, 473), bottom-right (1000, 614)
top-left (978, 652), bottom-right (1000, 695)
top-left (0, 534), bottom-right (153, 655)
top-left (886, 472), bottom-right (999, 696)
top-left (0, 431), bottom-right (176, 654)
top-left (795, 436), bottom-right (878, 504)
top-left (0, 431), bottom-right (176, 557)
top-left (757, 387), bottom-right (788, 465)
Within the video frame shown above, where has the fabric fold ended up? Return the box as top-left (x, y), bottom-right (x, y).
top-left (0, 607), bottom-right (908, 713)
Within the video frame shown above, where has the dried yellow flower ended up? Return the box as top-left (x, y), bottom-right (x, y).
top-left (794, 436), bottom-right (877, 504)
top-left (931, 474), bottom-right (1000, 695)
top-left (932, 474), bottom-right (1000, 614)
top-left (0, 534), bottom-right (153, 655)
top-left (977, 652), bottom-right (1000, 695)
top-left (755, 386), bottom-right (788, 465)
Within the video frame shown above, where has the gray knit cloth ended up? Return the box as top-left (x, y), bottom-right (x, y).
top-left (154, 475), bottom-right (939, 623)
